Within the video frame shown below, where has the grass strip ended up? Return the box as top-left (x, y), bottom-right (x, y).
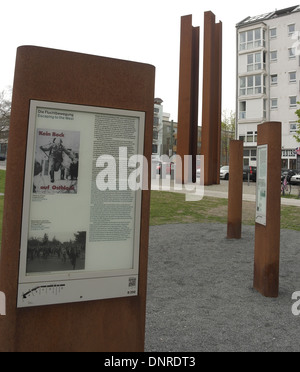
top-left (150, 190), bottom-right (300, 231)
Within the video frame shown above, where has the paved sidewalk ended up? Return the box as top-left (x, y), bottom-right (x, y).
top-left (0, 162), bottom-right (6, 196)
top-left (2, 161), bottom-right (300, 206)
top-left (151, 178), bottom-right (300, 207)
top-left (0, 160), bottom-right (6, 171)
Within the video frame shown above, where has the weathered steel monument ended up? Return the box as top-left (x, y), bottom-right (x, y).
top-left (0, 46), bottom-right (155, 352)
top-left (227, 140), bottom-right (243, 239)
top-left (176, 11), bottom-right (222, 185)
top-left (176, 14), bottom-right (199, 184)
top-left (201, 11), bottom-right (222, 186)
top-left (254, 122), bottom-right (282, 298)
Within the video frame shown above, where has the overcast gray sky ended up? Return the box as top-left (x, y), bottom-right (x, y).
top-left (1, 0), bottom-right (296, 121)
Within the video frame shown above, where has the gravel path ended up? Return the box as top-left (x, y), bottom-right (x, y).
top-left (145, 223), bottom-right (300, 352)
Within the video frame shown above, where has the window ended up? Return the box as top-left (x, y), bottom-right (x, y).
top-left (240, 31), bottom-right (246, 50)
top-left (153, 130), bottom-right (158, 140)
top-left (246, 131), bottom-right (254, 142)
top-left (271, 98), bottom-right (278, 109)
top-left (255, 75), bottom-right (262, 94)
top-left (289, 71), bottom-right (296, 83)
top-left (263, 99), bottom-right (267, 119)
top-left (239, 101), bottom-right (246, 119)
top-left (288, 24), bottom-right (296, 35)
top-left (245, 132), bottom-right (257, 143)
top-left (289, 47), bottom-right (296, 59)
top-left (270, 28), bottom-right (277, 39)
top-left (239, 28), bottom-right (265, 50)
top-left (254, 28), bottom-right (262, 47)
top-left (152, 144), bottom-right (158, 154)
top-left (290, 96), bottom-right (297, 108)
top-left (247, 54), bottom-right (254, 71)
top-left (247, 30), bottom-right (254, 49)
top-left (255, 53), bottom-right (261, 68)
top-left (270, 50), bottom-right (277, 62)
top-left (246, 132), bottom-right (257, 142)
top-left (247, 75), bottom-right (253, 95)
top-left (247, 52), bottom-right (265, 71)
top-left (239, 74), bottom-right (265, 96)
top-left (239, 135), bottom-right (245, 142)
top-left (239, 77), bottom-right (246, 95)
top-left (290, 121), bottom-right (298, 134)
top-left (271, 74), bottom-right (278, 85)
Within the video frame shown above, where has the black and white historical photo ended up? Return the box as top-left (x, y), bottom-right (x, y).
top-left (26, 231), bottom-right (86, 274)
top-left (33, 129), bottom-right (80, 194)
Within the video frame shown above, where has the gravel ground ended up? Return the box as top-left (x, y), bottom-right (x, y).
top-left (145, 223), bottom-right (300, 352)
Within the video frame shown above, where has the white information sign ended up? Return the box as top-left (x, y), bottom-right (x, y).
top-left (256, 144), bottom-right (268, 226)
top-left (17, 101), bottom-right (145, 307)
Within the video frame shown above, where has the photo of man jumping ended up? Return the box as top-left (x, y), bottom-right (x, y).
top-left (40, 137), bottom-right (73, 183)
top-left (33, 129), bottom-right (80, 194)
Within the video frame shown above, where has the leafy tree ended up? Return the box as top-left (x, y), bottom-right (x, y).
top-left (221, 110), bottom-right (236, 165)
top-left (222, 109), bottom-right (236, 132)
top-left (294, 102), bottom-right (300, 143)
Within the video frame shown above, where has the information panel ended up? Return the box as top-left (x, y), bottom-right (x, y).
top-left (17, 101), bottom-right (145, 307)
top-left (256, 144), bottom-right (268, 226)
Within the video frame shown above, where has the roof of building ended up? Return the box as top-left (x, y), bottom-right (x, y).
top-left (154, 97), bottom-right (163, 105)
top-left (236, 5), bottom-right (300, 28)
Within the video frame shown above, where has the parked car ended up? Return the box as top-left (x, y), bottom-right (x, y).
top-left (281, 169), bottom-right (299, 184)
top-left (156, 162), bottom-right (173, 175)
top-left (243, 166), bottom-right (257, 182)
top-left (220, 166), bottom-right (229, 180)
top-left (0, 154), bottom-right (6, 161)
top-left (290, 172), bottom-right (300, 185)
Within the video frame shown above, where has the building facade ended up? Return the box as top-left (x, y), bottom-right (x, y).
top-left (236, 5), bottom-right (300, 168)
top-left (152, 98), bottom-right (164, 161)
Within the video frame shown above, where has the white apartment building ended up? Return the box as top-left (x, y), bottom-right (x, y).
top-left (236, 5), bottom-right (300, 168)
top-left (152, 97), bottom-right (164, 161)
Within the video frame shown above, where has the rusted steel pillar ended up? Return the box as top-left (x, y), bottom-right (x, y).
top-left (214, 21), bottom-right (222, 185)
top-left (201, 11), bottom-right (222, 186)
top-left (176, 15), bottom-right (199, 184)
top-left (253, 122), bottom-right (282, 298)
top-left (227, 140), bottom-right (243, 239)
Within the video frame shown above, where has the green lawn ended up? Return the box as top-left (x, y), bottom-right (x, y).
top-left (0, 173), bottom-right (300, 250)
top-left (0, 170), bottom-right (5, 194)
top-left (150, 191), bottom-right (230, 226)
top-left (150, 190), bottom-right (300, 231)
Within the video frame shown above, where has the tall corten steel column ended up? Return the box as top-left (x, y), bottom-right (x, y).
top-left (227, 140), bottom-right (243, 239)
top-left (201, 11), bottom-right (222, 186)
top-left (176, 15), bottom-right (199, 184)
top-left (254, 122), bottom-right (281, 298)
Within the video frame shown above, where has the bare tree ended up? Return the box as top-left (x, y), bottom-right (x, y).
top-left (0, 88), bottom-right (11, 141)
